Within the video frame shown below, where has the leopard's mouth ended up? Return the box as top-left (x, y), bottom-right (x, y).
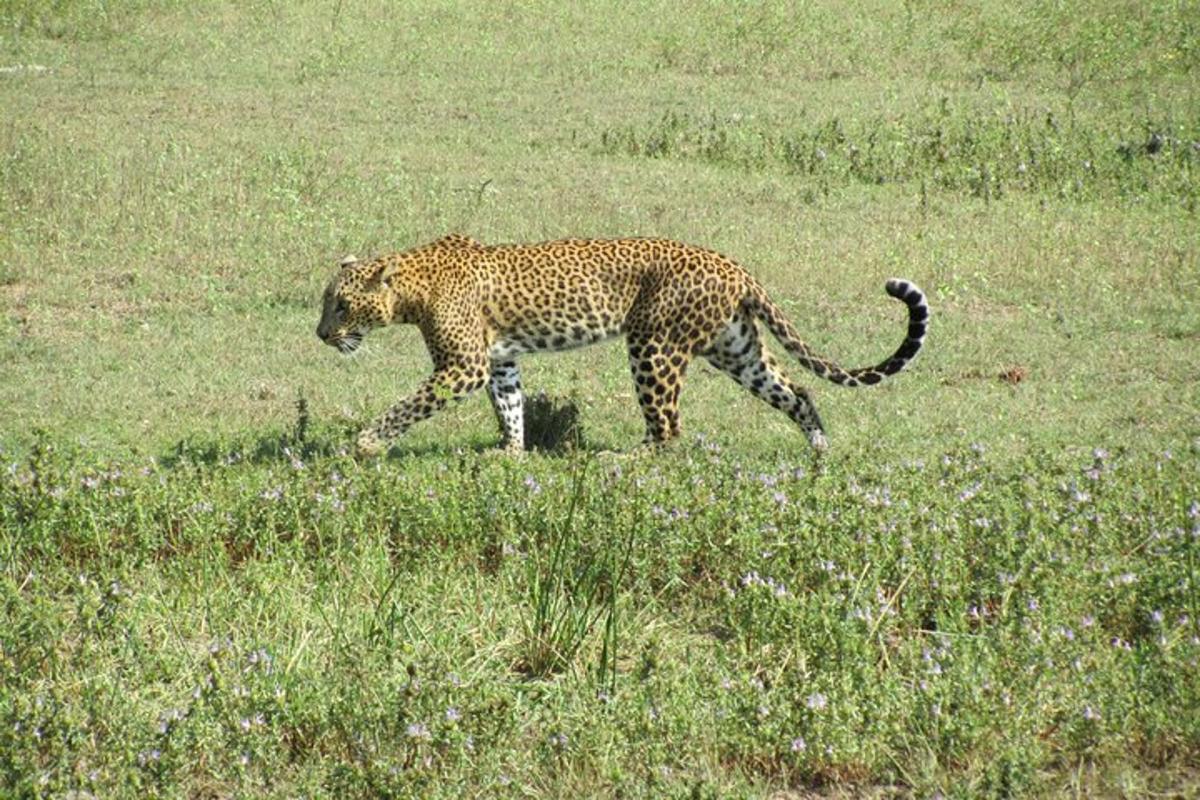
top-left (324, 330), bottom-right (363, 355)
top-left (334, 333), bottom-right (363, 355)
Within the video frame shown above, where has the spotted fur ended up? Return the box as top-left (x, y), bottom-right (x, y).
top-left (316, 235), bottom-right (929, 456)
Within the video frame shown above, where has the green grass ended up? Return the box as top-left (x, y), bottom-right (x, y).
top-left (2, 1), bottom-right (1199, 796)
top-left (3, 435), bottom-right (1198, 797)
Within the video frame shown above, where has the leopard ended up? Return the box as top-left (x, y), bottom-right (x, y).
top-left (316, 234), bottom-right (929, 457)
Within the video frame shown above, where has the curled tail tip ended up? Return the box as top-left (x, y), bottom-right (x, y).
top-left (885, 278), bottom-right (926, 304)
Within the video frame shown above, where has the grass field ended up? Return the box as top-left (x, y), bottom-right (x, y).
top-left (2, 1), bottom-right (1199, 797)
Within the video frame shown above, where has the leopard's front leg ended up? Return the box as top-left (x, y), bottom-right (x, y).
top-left (356, 363), bottom-right (488, 457)
top-left (487, 360), bottom-right (525, 453)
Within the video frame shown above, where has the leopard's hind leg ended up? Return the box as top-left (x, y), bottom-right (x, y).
top-left (702, 311), bottom-right (828, 451)
top-left (626, 335), bottom-right (691, 445)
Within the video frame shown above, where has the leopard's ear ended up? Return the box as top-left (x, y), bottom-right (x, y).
top-left (338, 254), bottom-right (359, 268)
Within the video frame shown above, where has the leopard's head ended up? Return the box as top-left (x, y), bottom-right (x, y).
top-left (316, 255), bottom-right (395, 354)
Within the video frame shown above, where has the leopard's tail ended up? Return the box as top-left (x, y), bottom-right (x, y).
top-left (746, 279), bottom-right (929, 387)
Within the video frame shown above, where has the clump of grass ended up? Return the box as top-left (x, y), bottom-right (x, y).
top-left (516, 459), bottom-right (633, 683)
top-left (0, 0), bottom-right (150, 42)
top-left (596, 103), bottom-right (1200, 207)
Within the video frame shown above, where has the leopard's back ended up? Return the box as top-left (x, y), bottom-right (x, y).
top-left (476, 238), bottom-right (747, 357)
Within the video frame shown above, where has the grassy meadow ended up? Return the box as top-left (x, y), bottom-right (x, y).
top-left (2, 1), bottom-right (1199, 796)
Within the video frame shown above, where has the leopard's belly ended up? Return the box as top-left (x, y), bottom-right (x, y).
top-left (487, 318), bottom-right (626, 359)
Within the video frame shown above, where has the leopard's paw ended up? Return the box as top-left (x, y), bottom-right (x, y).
top-left (354, 430), bottom-right (387, 460)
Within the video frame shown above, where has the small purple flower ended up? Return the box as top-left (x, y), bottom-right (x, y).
top-left (282, 447), bottom-right (304, 471)
top-left (157, 708), bottom-right (184, 734)
top-left (806, 692), bottom-right (827, 711)
top-left (548, 732), bottom-right (568, 748)
top-left (406, 722), bottom-right (430, 739)
top-left (790, 736), bottom-right (807, 752)
top-left (1082, 705), bottom-right (1101, 721)
top-left (523, 475), bottom-right (542, 494)
top-left (445, 707), bottom-right (461, 722)
top-left (247, 648), bottom-right (272, 669)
